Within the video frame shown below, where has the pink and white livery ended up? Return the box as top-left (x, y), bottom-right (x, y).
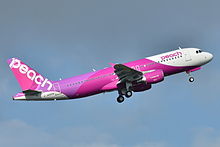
top-left (7, 48), bottom-right (213, 103)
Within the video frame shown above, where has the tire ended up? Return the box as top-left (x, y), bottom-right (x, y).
top-left (189, 77), bottom-right (194, 82)
top-left (125, 91), bottom-right (132, 98)
top-left (117, 96), bottom-right (124, 103)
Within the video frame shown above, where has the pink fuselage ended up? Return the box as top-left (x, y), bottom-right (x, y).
top-left (9, 48), bottom-right (214, 101)
top-left (56, 58), bottom-right (195, 99)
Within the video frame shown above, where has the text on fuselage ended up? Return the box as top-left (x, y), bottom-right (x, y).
top-left (160, 52), bottom-right (182, 60)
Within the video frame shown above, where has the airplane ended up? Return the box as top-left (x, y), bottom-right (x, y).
top-left (7, 48), bottom-right (213, 103)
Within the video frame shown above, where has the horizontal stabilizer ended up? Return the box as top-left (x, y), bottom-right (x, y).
top-left (23, 89), bottom-right (42, 95)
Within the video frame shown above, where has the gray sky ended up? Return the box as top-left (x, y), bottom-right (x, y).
top-left (0, 0), bottom-right (220, 147)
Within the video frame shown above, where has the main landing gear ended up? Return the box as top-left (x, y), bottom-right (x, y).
top-left (117, 91), bottom-right (133, 103)
top-left (117, 90), bottom-right (133, 103)
top-left (117, 95), bottom-right (125, 103)
top-left (116, 82), bottom-right (133, 103)
top-left (125, 91), bottom-right (132, 98)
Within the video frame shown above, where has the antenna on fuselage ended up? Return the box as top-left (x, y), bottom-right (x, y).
top-left (92, 69), bottom-right (96, 72)
top-left (178, 46), bottom-right (182, 50)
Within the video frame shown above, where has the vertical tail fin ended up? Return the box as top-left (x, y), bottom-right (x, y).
top-left (7, 58), bottom-right (53, 91)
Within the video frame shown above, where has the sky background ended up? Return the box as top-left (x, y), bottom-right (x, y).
top-left (0, 0), bottom-right (220, 147)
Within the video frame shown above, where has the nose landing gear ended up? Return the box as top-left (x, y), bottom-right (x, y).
top-left (189, 77), bottom-right (194, 82)
top-left (186, 71), bottom-right (195, 82)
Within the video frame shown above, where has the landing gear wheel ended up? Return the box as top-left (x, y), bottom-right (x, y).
top-left (125, 91), bottom-right (132, 98)
top-left (117, 96), bottom-right (124, 103)
top-left (189, 77), bottom-right (194, 82)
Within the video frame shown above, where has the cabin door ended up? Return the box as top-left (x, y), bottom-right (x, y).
top-left (53, 83), bottom-right (61, 92)
top-left (185, 51), bottom-right (192, 61)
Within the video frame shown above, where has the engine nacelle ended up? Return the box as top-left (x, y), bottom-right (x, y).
top-left (143, 70), bottom-right (164, 84)
top-left (131, 70), bottom-right (164, 92)
top-left (131, 83), bottom-right (151, 92)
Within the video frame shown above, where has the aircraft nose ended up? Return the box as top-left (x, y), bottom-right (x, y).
top-left (205, 52), bottom-right (213, 62)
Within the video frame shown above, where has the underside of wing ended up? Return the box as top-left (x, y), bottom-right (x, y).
top-left (114, 64), bottom-right (143, 83)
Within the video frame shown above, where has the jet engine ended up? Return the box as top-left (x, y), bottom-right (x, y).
top-left (131, 70), bottom-right (164, 92)
top-left (143, 70), bottom-right (164, 84)
top-left (131, 83), bottom-right (152, 92)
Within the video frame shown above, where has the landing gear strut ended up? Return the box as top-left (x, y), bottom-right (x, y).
top-left (116, 82), bottom-right (133, 103)
top-left (186, 71), bottom-right (195, 83)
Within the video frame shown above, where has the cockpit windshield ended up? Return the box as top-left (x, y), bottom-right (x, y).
top-left (196, 50), bottom-right (202, 54)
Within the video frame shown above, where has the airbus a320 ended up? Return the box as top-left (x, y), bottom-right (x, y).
top-left (7, 48), bottom-right (213, 103)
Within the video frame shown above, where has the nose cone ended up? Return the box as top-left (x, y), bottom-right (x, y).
top-left (207, 52), bottom-right (213, 61)
top-left (205, 52), bottom-right (213, 63)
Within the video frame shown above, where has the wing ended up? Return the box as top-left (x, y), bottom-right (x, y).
top-left (114, 64), bottom-right (143, 83)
